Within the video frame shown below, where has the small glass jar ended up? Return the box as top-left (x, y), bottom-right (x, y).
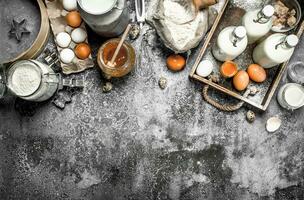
top-left (277, 83), bottom-right (304, 110)
top-left (97, 38), bottom-right (136, 78)
top-left (288, 62), bottom-right (304, 84)
top-left (6, 60), bottom-right (59, 102)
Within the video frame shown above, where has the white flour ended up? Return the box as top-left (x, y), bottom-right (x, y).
top-left (10, 64), bottom-right (41, 97)
top-left (162, 0), bottom-right (208, 51)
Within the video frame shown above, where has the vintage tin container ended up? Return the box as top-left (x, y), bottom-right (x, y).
top-left (77, 0), bottom-right (130, 37)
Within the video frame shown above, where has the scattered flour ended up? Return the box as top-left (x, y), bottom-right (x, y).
top-left (10, 64), bottom-right (41, 97)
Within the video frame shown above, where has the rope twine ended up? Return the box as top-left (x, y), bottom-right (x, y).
top-left (202, 75), bottom-right (259, 112)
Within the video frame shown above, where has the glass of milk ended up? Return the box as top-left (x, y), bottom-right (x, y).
top-left (277, 83), bottom-right (304, 110)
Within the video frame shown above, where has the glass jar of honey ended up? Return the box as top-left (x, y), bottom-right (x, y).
top-left (97, 38), bottom-right (136, 78)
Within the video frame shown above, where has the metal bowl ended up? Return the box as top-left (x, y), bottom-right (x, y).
top-left (271, 0), bottom-right (302, 33)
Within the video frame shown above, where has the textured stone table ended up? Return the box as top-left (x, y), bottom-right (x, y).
top-left (0, 1), bottom-right (304, 200)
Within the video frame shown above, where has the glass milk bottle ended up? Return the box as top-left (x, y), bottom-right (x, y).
top-left (253, 34), bottom-right (299, 68)
top-left (277, 83), bottom-right (304, 110)
top-left (242, 5), bottom-right (275, 44)
top-left (212, 26), bottom-right (248, 62)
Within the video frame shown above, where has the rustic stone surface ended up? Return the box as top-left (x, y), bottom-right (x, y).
top-left (0, 1), bottom-right (304, 199)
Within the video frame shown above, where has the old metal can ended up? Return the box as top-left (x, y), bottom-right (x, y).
top-left (77, 0), bottom-right (130, 37)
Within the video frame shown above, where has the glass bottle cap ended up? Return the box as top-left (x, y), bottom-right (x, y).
top-left (234, 26), bottom-right (247, 39)
top-left (262, 5), bottom-right (275, 18)
top-left (286, 34), bottom-right (299, 47)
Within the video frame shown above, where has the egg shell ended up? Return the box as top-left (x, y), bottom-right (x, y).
top-left (75, 43), bottom-right (91, 60)
top-left (247, 64), bottom-right (267, 83)
top-left (167, 54), bottom-right (186, 72)
top-left (62, 0), bottom-right (77, 11)
top-left (233, 70), bottom-right (250, 91)
top-left (196, 60), bottom-right (213, 77)
top-left (60, 48), bottom-right (75, 64)
top-left (66, 11), bottom-right (82, 28)
top-left (56, 32), bottom-right (71, 48)
top-left (220, 61), bottom-right (238, 78)
top-left (266, 116), bottom-right (281, 132)
top-left (71, 28), bottom-right (87, 43)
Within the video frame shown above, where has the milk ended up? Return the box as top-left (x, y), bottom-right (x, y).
top-left (78, 0), bottom-right (116, 15)
top-left (253, 34), bottom-right (299, 68)
top-left (242, 5), bottom-right (274, 44)
top-left (277, 83), bottom-right (304, 110)
top-left (212, 26), bottom-right (248, 62)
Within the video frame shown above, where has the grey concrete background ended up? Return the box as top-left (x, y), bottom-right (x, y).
top-left (0, 0), bottom-right (304, 199)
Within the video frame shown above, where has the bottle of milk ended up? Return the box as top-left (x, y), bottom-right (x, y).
top-left (277, 83), bottom-right (304, 110)
top-left (212, 26), bottom-right (248, 62)
top-left (242, 5), bottom-right (275, 44)
top-left (253, 34), bottom-right (299, 68)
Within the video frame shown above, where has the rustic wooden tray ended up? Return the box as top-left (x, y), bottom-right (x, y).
top-left (190, 0), bottom-right (304, 111)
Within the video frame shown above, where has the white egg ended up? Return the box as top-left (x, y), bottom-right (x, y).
top-left (60, 48), bottom-right (75, 64)
top-left (62, 0), bottom-right (77, 11)
top-left (71, 28), bottom-right (87, 43)
top-left (196, 60), bottom-right (213, 77)
top-left (56, 32), bottom-right (71, 48)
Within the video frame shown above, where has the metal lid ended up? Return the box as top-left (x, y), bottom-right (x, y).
top-left (286, 34), bottom-right (299, 47)
top-left (262, 5), bottom-right (275, 18)
top-left (234, 26), bottom-right (247, 39)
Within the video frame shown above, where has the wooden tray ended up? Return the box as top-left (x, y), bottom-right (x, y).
top-left (190, 0), bottom-right (304, 111)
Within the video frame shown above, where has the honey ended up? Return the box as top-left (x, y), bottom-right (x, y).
top-left (102, 42), bottom-right (128, 67)
top-left (98, 38), bottom-right (136, 78)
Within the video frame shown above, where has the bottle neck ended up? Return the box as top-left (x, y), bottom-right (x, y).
top-left (275, 37), bottom-right (293, 50)
top-left (229, 32), bottom-right (242, 47)
top-left (253, 10), bottom-right (271, 24)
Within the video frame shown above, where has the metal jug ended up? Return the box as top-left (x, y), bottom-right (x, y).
top-left (77, 0), bottom-right (130, 37)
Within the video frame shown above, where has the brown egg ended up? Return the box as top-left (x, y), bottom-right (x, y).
top-left (75, 43), bottom-right (91, 60)
top-left (233, 70), bottom-right (250, 91)
top-left (247, 64), bottom-right (267, 83)
top-left (166, 54), bottom-right (186, 72)
top-left (66, 11), bottom-right (82, 28)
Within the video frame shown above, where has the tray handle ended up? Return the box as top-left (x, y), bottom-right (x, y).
top-left (202, 76), bottom-right (259, 112)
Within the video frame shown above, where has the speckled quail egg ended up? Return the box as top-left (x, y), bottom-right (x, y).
top-left (246, 110), bottom-right (255, 123)
top-left (56, 32), bottom-right (71, 48)
top-left (71, 28), bottom-right (87, 43)
top-left (60, 48), bottom-right (75, 64)
top-left (62, 0), bottom-right (77, 11)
